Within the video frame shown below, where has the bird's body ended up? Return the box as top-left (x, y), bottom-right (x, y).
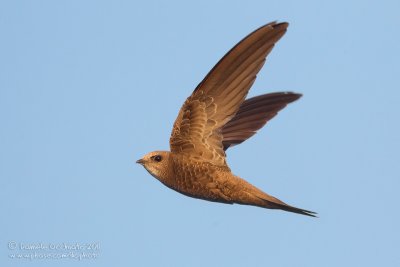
top-left (137, 21), bottom-right (316, 217)
top-left (138, 150), bottom-right (315, 217)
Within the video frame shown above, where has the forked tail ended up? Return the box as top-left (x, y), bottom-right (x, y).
top-left (255, 193), bottom-right (317, 217)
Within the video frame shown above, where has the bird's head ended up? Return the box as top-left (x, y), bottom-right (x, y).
top-left (136, 151), bottom-right (171, 181)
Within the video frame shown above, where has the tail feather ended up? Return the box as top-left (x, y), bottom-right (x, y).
top-left (232, 176), bottom-right (317, 217)
top-left (256, 194), bottom-right (317, 217)
top-left (267, 201), bottom-right (317, 217)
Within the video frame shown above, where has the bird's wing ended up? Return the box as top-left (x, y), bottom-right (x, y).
top-left (170, 22), bottom-right (288, 166)
top-left (222, 92), bottom-right (302, 150)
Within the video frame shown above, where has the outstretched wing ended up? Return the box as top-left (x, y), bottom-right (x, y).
top-left (222, 92), bottom-right (302, 150)
top-left (170, 22), bottom-right (288, 166)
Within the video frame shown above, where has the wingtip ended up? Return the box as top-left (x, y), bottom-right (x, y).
top-left (266, 21), bottom-right (289, 27)
top-left (282, 91), bottom-right (303, 102)
top-left (276, 21), bottom-right (289, 28)
top-left (269, 21), bottom-right (289, 30)
top-left (278, 91), bottom-right (303, 102)
top-left (255, 21), bottom-right (289, 35)
top-left (282, 91), bottom-right (302, 96)
top-left (292, 92), bottom-right (303, 100)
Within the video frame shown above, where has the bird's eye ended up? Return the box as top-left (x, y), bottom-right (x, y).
top-left (152, 155), bottom-right (162, 162)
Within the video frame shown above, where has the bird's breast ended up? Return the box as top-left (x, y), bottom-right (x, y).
top-left (161, 154), bottom-right (233, 203)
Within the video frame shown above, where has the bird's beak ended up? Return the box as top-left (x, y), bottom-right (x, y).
top-left (136, 159), bottom-right (144, 165)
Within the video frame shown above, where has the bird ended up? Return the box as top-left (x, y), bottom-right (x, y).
top-left (136, 21), bottom-right (316, 217)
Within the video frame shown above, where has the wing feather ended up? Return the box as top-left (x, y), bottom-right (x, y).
top-left (170, 22), bottom-right (289, 166)
top-left (222, 92), bottom-right (302, 150)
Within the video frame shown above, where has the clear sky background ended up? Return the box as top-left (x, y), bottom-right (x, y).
top-left (1, 0), bottom-right (399, 266)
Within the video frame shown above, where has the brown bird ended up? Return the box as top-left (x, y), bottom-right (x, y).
top-left (137, 22), bottom-right (316, 217)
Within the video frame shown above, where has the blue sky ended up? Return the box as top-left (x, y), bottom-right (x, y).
top-left (1, 0), bottom-right (399, 266)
